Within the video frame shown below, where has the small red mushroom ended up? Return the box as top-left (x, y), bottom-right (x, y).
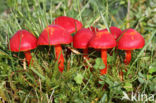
top-left (105, 26), bottom-right (122, 55)
top-left (37, 24), bottom-right (73, 72)
top-left (109, 26), bottom-right (122, 40)
top-left (117, 29), bottom-right (145, 65)
top-left (89, 29), bottom-right (116, 75)
top-left (53, 16), bottom-right (83, 34)
top-left (73, 28), bottom-right (94, 59)
top-left (9, 30), bottom-right (37, 66)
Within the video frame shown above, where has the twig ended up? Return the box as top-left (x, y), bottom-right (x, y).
top-left (49, 90), bottom-right (55, 103)
top-left (67, 47), bottom-right (81, 55)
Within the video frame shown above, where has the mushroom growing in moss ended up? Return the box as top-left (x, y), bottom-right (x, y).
top-left (117, 29), bottom-right (145, 65)
top-left (73, 28), bottom-right (94, 59)
top-left (37, 24), bottom-right (73, 72)
top-left (9, 30), bottom-right (37, 66)
top-left (117, 29), bottom-right (145, 80)
top-left (89, 29), bottom-right (116, 75)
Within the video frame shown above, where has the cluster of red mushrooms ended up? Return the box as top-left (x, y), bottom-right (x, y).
top-left (9, 16), bottom-right (145, 76)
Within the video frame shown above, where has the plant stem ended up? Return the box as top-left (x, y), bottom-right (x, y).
top-left (127, 0), bottom-right (130, 28)
top-left (55, 44), bottom-right (64, 73)
top-left (101, 49), bottom-right (107, 75)
top-left (24, 51), bottom-right (33, 66)
top-left (124, 50), bottom-right (131, 65)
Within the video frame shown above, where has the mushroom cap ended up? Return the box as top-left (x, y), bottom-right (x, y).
top-left (117, 29), bottom-right (145, 50)
top-left (54, 16), bottom-right (83, 34)
top-left (9, 30), bottom-right (37, 52)
top-left (88, 29), bottom-right (116, 49)
top-left (37, 24), bottom-right (73, 46)
top-left (109, 26), bottom-right (122, 40)
top-left (73, 28), bottom-right (94, 49)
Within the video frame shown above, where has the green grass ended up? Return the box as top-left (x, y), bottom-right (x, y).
top-left (0, 0), bottom-right (156, 102)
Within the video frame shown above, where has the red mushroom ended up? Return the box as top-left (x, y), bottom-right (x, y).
top-left (9, 30), bottom-right (37, 66)
top-left (105, 26), bottom-right (122, 55)
top-left (54, 16), bottom-right (83, 34)
top-left (89, 29), bottom-right (116, 75)
top-left (118, 28), bottom-right (145, 65)
top-left (109, 26), bottom-right (122, 40)
top-left (73, 28), bottom-right (94, 59)
top-left (37, 24), bottom-right (73, 72)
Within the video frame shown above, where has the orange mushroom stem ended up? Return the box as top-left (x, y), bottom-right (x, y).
top-left (124, 50), bottom-right (131, 65)
top-left (120, 50), bottom-right (131, 80)
top-left (24, 51), bottom-right (33, 66)
top-left (100, 49), bottom-right (107, 75)
top-left (55, 44), bottom-right (64, 73)
top-left (83, 48), bottom-right (89, 59)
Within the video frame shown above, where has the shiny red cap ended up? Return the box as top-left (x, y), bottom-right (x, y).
top-left (54, 16), bottom-right (83, 34)
top-left (37, 24), bottom-right (73, 45)
top-left (89, 29), bottom-right (116, 49)
top-left (9, 30), bottom-right (37, 52)
top-left (109, 26), bottom-right (122, 40)
top-left (73, 28), bottom-right (94, 49)
top-left (117, 29), bottom-right (145, 50)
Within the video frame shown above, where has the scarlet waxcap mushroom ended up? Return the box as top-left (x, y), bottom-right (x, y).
top-left (73, 28), bottom-right (94, 49)
top-left (37, 24), bottom-right (73, 45)
top-left (117, 28), bottom-right (145, 65)
top-left (54, 16), bottom-right (83, 34)
top-left (37, 24), bottom-right (73, 72)
top-left (109, 26), bottom-right (122, 40)
top-left (89, 29), bottom-right (116, 49)
top-left (118, 29), bottom-right (145, 50)
top-left (89, 29), bottom-right (116, 75)
top-left (73, 28), bottom-right (94, 60)
top-left (9, 30), bottom-right (37, 65)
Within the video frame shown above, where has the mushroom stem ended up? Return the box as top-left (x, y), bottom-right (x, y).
top-left (119, 50), bottom-right (131, 81)
top-left (24, 51), bottom-right (33, 66)
top-left (83, 48), bottom-right (89, 59)
top-left (55, 44), bottom-right (64, 73)
top-left (83, 48), bottom-right (89, 69)
top-left (124, 50), bottom-right (131, 65)
top-left (101, 49), bottom-right (107, 75)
